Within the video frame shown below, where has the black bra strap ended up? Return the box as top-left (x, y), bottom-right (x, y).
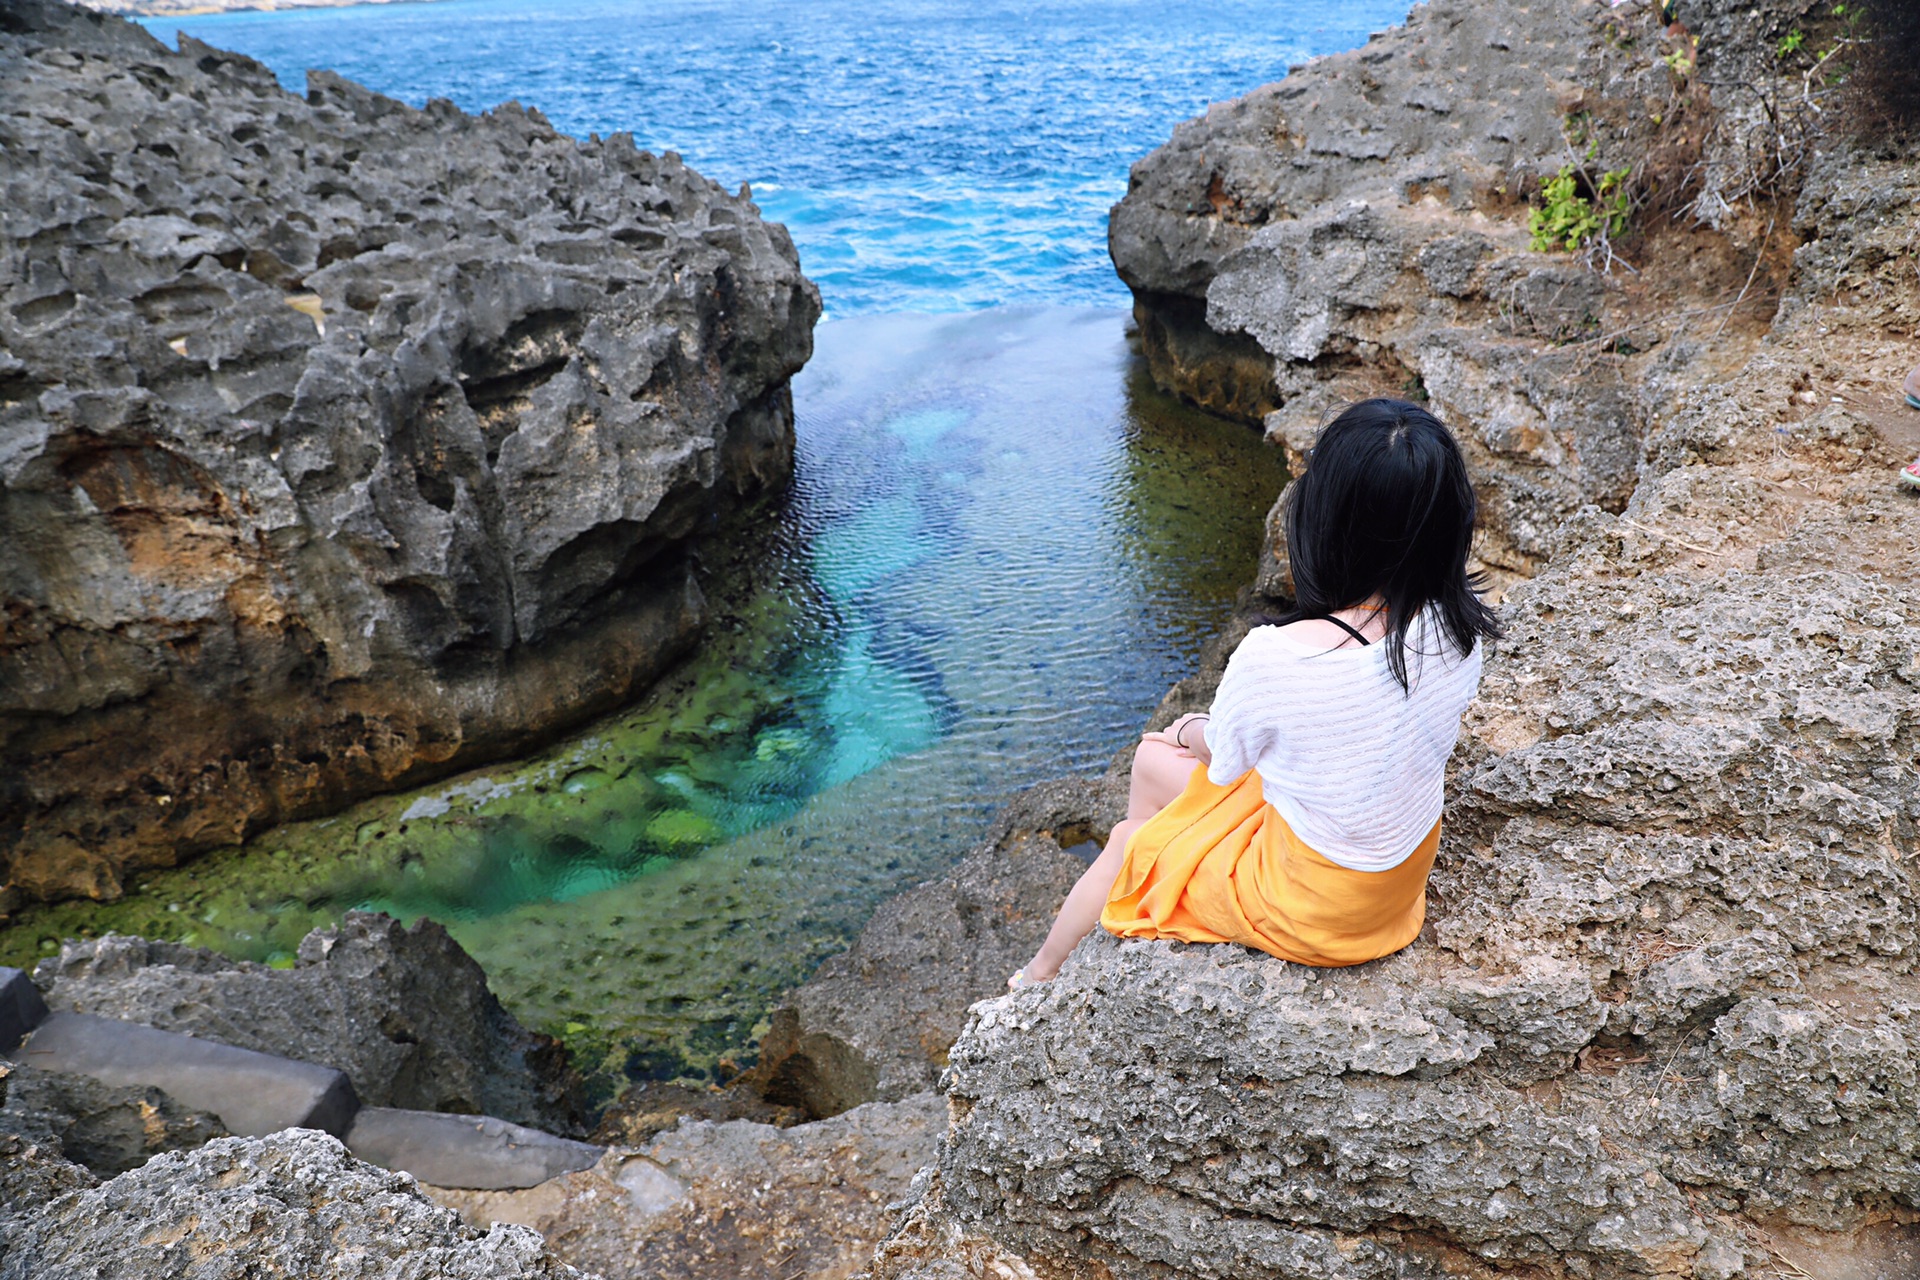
top-left (1317, 614), bottom-right (1372, 647)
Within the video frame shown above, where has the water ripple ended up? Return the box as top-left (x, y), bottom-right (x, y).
top-left (141, 0), bottom-right (1410, 315)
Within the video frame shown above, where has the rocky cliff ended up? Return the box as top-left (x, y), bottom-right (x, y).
top-left (865, 2), bottom-right (1920, 1278)
top-left (0, 0), bottom-right (819, 906)
top-left (1109, 0), bottom-right (1811, 586)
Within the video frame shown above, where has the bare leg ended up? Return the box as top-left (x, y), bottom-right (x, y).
top-left (1022, 818), bottom-right (1141, 981)
top-left (1128, 735), bottom-right (1195, 819)
top-left (1017, 737), bottom-right (1198, 983)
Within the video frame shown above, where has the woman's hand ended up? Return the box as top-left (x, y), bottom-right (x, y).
top-left (1144, 713), bottom-right (1211, 764)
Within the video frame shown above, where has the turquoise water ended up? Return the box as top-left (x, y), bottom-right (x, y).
top-left (139, 0), bottom-right (1410, 314)
top-left (18, 0), bottom-right (1404, 1085)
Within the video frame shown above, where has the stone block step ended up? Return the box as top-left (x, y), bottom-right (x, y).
top-left (0, 967), bottom-right (49, 1054)
top-left (12, 1012), bottom-right (358, 1138)
top-left (344, 1106), bottom-right (603, 1190)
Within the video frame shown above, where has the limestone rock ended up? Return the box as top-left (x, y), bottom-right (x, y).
top-left (34, 911), bottom-right (585, 1134)
top-left (0, 1061), bottom-right (227, 1176)
top-left (0, 1128), bottom-right (598, 1278)
top-left (0, 0), bottom-right (820, 902)
top-left (432, 1092), bottom-right (944, 1280)
top-left (0, 1132), bottom-right (94, 1248)
top-left (1108, 0), bottom-right (1807, 580)
top-left (589, 1079), bottom-right (804, 1148)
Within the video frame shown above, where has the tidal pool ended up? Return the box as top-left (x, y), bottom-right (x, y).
top-left (4, 308), bottom-right (1286, 1091)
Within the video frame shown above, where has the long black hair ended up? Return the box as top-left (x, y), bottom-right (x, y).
top-left (1277, 397), bottom-right (1501, 691)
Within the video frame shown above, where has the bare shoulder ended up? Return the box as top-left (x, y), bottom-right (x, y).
top-left (1270, 618), bottom-right (1368, 652)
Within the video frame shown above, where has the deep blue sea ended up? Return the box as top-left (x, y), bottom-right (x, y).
top-left (37, 0), bottom-right (1414, 1084)
top-left (140, 0), bottom-right (1409, 315)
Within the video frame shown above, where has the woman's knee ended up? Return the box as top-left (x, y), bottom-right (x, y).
top-left (1130, 738), bottom-right (1190, 803)
top-left (1099, 818), bottom-right (1143, 865)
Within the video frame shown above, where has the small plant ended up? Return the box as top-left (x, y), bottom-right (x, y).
top-left (1528, 165), bottom-right (1632, 253)
top-left (1777, 29), bottom-right (1806, 57)
top-left (1662, 46), bottom-right (1695, 77)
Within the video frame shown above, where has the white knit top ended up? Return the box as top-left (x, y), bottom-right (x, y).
top-left (1201, 612), bottom-right (1482, 872)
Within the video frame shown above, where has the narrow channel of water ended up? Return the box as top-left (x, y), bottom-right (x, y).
top-left (5, 309), bottom-right (1287, 1087)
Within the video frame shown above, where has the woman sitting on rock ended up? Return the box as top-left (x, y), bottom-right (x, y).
top-left (1013, 398), bottom-right (1500, 984)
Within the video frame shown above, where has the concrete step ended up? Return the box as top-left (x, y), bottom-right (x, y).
top-left (345, 1106), bottom-right (603, 1190)
top-left (0, 967), bottom-right (49, 1054)
top-left (12, 1012), bottom-right (358, 1138)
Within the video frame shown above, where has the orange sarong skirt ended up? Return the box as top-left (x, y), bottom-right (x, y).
top-left (1100, 765), bottom-right (1439, 967)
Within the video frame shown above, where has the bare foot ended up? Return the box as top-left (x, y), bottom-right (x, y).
top-left (1008, 957), bottom-right (1060, 989)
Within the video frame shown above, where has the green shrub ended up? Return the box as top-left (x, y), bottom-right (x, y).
top-left (1528, 165), bottom-right (1632, 253)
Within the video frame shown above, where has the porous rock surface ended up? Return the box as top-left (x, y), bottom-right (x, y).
top-left (0, 0), bottom-right (819, 904)
top-left (34, 909), bottom-right (584, 1133)
top-left (865, 5), bottom-right (1919, 1280)
top-left (1109, 0), bottom-right (1803, 583)
top-left (0, 1060), bottom-right (228, 1176)
top-left (432, 1092), bottom-right (944, 1280)
top-left (0, 1128), bottom-right (598, 1279)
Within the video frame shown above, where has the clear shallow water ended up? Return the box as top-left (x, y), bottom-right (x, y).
top-left (8, 311), bottom-right (1289, 1086)
top-left (138, 0), bottom-right (1409, 314)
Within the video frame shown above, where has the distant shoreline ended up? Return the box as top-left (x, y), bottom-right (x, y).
top-left (83, 0), bottom-right (446, 18)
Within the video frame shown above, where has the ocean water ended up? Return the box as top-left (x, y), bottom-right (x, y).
top-left (138, 0), bottom-right (1410, 315)
top-left (15, 0), bottom-right (1404, 1087)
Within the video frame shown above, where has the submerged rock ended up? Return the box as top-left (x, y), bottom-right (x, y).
top-left (0, 0), bottom-right (820, 904)
top-left (34, 911), bottom-right (585, 1134)
top-left (0, 1129), bottom-right (596, 1278)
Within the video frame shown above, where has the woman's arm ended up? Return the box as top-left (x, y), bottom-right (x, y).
top-left (1143, 712), bottom-right (1213, 766)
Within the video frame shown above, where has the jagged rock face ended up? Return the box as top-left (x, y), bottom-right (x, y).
top-left (1107, 0), bottom-right (1804, 582)
top-left (864, 136), bottom-right (1920, 1280)
top-left (0, 1129), bottom-right (598, 1278)
top-left (0, 0), bottom-right (820, 904)
top-left (34, 910), bottom-right (585, 1134)
top-left (0, 1061), bottom-right (228, 1176)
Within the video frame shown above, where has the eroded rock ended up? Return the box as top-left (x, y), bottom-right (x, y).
top-left (34, 911), bottom-right (584, 1134)
top-left (1108, 0), bottom-right (1806, 580)
top-left (0, 0), bottom-right (819, 902)
top-left (0, 1128), bottom-right (597, 1278)
top-left (0, 1061), bottom-right (227, 1177)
